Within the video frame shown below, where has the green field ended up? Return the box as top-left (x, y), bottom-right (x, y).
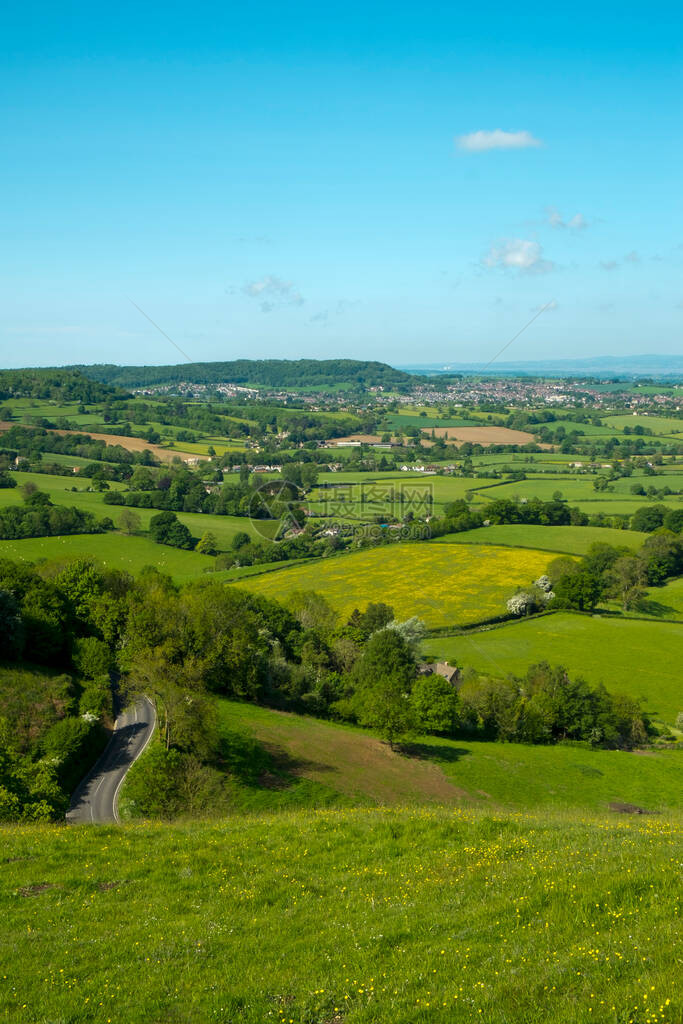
top-left (0, 533), bottom-right (218, 582)
top-left (1, 807), bottom-right (680, 1024)
top-left (434, 524), bottom-right (647, 555)
top-left (219, 700), bottom-right (683, 813)
top-left (0, 471), bottom-right (278, 553)
top-left (236, 543), bottom-right (554, 628)
top-left (382, 413), bottom-right (479, 429)
top-left (533, 420), bottom-right (614, 436)
top-left (469, 475), bottom-right (648, 503)
top-left (602, 414), bottom-right (683, 434)
top-left (643, 575), bottom-right (683, 618)
top-left (422, 612), bottom-right (683, 723)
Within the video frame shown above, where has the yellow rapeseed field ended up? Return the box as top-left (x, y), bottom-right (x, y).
top-left (236, 542), bottom-right (553, 627)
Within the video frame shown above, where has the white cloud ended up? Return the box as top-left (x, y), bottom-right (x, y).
top-left (546, 208), bottom-right (588, 230)
top-left (243, 275), bottom-right (304, 313)
top-left (567, 213), bottom-right (588, 230)
top-left (457, 129), bottom-right (542, 153)
top-left (484, 238), bottom-right (554, 273)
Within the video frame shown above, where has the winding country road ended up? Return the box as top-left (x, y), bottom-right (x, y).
top-left (66, 697), bottom-right (156, 824)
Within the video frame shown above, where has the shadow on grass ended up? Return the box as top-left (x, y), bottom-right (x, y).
top-left (399, 741), bottom-right (472, 764)
top-left (219, 728), bottom-right (335, 790)
top-left (633, 598), bottom-right (677, 618)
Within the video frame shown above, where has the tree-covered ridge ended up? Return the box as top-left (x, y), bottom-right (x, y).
top-left (0, 369), bottom-right (122, 404)
top-left (66, 358), bottom-right (416, 389)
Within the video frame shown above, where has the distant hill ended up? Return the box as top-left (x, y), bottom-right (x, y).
top-left (402, 354), bottom-right (683, 379)
top-left (66, 359), bottom-right (415, 390)
top-left (0, 368), bottom-right (121, 403)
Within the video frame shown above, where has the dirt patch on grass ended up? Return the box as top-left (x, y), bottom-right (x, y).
top-left (609, 802), bottom-right (656, 815)
top-left (325, 434), bottom-right (384, 445)
top-left (243, 709), bottom-right (472, 805)
top-left (17, 883), bottom-right (57, 897)
top-left (423, 426), bottom-right (538, 445)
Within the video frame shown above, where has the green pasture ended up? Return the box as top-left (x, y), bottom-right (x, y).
top-left (237, 542), bottom-right (553, 628)
top-left (0, 533), bottom-right (219, 582)
top-left (382, 413), bottom-right (479, 430)
top-left (532, 420), bottom-right (614, 436)
top-left (602, 414), bottom-right (683, 434)
top-left (641, 575), bottom-right (683, 618)
top-left (572, 498), bottom-right (681, 515)
top-left (0, 532), bottom-right (218, 581)
top-left (0, 471), bottom-right (276, 549)
top-left (316, 470), bottom-right (437, 484)
top-left (219, 699), bottom-right (683, 813)
top-left (468, 474), bottom-right (682, 506)
top-left (470, 453), bottom-right (580, 468)
top-left (1, 805), bottom-right (680, 1024)
top-left (434, 524), bottom-right (646, 554)
top-left (26, 452), bottom-right (117, 469)
top-left (423, 612), bottom-right (683, 723)
top-left (163, 439), bottom-right (246, 456)
top-left (467, 475), bottom-right (619, 502)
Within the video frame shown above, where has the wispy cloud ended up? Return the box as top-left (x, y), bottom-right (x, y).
top-left (457, 129), bottom-right (542, 153)
top-left (243, 275), bottom-right (304, 313)
top-left (309, 299), bottom-right (359, 326)
top-left (546, 207), bottom-right (588, 231)
top-left (484, 238), bottom-right (554, 274)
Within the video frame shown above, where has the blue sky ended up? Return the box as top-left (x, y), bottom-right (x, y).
top-left (1, 1), bottom-right (682, 368)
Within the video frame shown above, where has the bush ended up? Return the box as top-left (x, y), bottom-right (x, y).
top-left (78, 676), bottom-right (113, 720)
top-left (411, 674), bottom-right (459, 734)
top-left (41, 715), bottom-right (107, 792)
top-left (72, 636), bottom-right (113, 679)
top-left (149, 511), bottom-right (194, 549)
top-left (121, 744), bottom-right (226, 819)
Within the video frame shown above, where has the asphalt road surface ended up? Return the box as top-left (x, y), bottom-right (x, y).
top-left (66, 697), bottom-right (156, 824)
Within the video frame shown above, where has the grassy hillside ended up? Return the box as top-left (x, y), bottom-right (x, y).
top-left (434, 524), bottom-right (646, 555)
top-left (0, 533), bottom-right (217, 583)
top-left (236, 543), bottom-right (553, 628)
top-left (423, 613), bottom-right (683, 724)
top-left (219, 701), bottom-right (683, 813)
top-left (1, 808), bottom-right (679, 1024)
top-left (1, 471), bottom-right (278, 549)
top-left (642, 575), bottom-right (683, 618)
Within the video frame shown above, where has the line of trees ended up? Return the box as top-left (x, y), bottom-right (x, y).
top-left (506, 533), bottom-right (683, 616)
top-left (0, 488), bottom-right (109, 540)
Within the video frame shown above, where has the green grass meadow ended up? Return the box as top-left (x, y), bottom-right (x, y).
top-left (218, 700), bottom-right (683, 814)
top-left (0, 807), bottom-right (680, 1024)
top-left (434, 524), bottom-right (647, 555)
top-left (423, 612), bottom-right (683, 724)
top-left (0, 533), bottom-right (217, 582)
